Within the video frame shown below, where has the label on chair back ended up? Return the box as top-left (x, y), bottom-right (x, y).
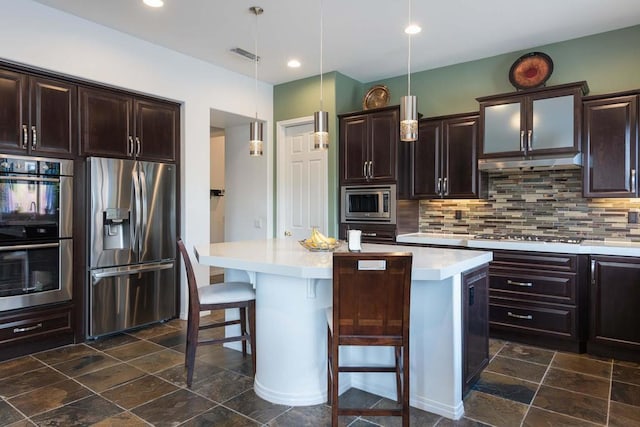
top-left (357, 260), bottom-right (387, 270)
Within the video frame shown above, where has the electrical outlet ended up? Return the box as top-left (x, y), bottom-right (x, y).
top-left (628, 211), bottom-right (638, 224)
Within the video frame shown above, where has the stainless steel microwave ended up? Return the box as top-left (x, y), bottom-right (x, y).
top-left (341, 185), bottom-right (396, 223)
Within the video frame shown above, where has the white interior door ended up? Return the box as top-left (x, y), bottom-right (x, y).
top-left (277, 117), bottom-right (328, 240)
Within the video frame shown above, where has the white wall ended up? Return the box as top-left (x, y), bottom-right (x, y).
top-left (210, 134), bottom-right (225, 243)
top-left (0, 0), bottom-right (274, 319)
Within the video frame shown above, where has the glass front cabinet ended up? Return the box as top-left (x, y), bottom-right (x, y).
top-left (478, 82), bottom-right (588, 158)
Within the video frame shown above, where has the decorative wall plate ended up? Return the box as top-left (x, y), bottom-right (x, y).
top-left (363, 85), bottom-right (390, 110)
top-left (509, 52), bottom-right (554, 90)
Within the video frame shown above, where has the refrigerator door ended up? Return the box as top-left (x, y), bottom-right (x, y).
top-left (88, 157), bottom-right (137, 269)
top-left (88, 261), bottom-right (175, 337)
top-left (137, 160), bottom-right (176, 263)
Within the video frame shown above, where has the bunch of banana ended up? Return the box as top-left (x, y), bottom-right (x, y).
top-left (304, 228), bottom-right (337, 248)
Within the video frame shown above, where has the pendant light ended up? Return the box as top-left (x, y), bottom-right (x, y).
top-left (249, 6), bottom-right (264, 156)
top-left (400, 0), bottom-right (420, 142)
top-left (313, 0), bottom-right (329, 150)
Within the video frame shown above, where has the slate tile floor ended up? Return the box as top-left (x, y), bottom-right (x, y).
top-left (1, 315), bottom-right (639, 426)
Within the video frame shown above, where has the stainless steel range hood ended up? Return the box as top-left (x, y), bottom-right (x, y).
top-left (478, 153), bottom-right (583, 172)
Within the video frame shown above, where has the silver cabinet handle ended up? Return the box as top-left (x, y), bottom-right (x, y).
top-left (368, 161), bottom-right (373, 179)
top-left (527, 129), bottom-right (533, 152)
top-left (520, 130), bottom-right (525, 152)
top-left (437, 177), bottom-right (442, 194)
top-left (443, 177), bottom-right (448, 196)
top-left (631, 169), bottom-right (636, 193)
top-left (128, 136), bottom-right (134, 156)
top-left (362, 232), bottom-right (377, 237)
top-left (507, 311), bottom-right (533, 320)
top-left (363, 161), bottom-right (367, 178)
top-left (591, 259), bottom-right (596, 286)
top-left (22, 124), bottom-right (28, 149)
top-left (507, 279), bottom-right (533, 287)
top-left (135, 136), bottom-right (141, 157)
top-left (31, 125), bottom-right (37, 148)
top-left (14, 323), bottom-right (43, 333)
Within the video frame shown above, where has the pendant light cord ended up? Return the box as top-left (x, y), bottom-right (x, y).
top-left (319, 0), bottom-right (324, 111)
top-left (254, 10), bottom-right (259, 120)
top-left (407, 0), bottom-right (411, 97)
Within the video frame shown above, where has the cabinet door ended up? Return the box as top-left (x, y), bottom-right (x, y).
top-left (369, 109), bottom-right (398, 183)
top-left (0, 69), bottom-right (27, 152)
top-left (590, 256), bottom-right (640, 353)
top-left (412, 120), bottom-right (441, 198)
top-left (583, 96), bottom-right (637, 198)
top-left (134, 98), bottom-right (179, 162)
top-left (30, 76), bottom-right (76, 157)
top-left (529, 93), bottom-right (577, 153)
top-left (462, 265), bottom-right (489, 396)
top-left (79, 87), bottom-right (133, 158)
top-left (480, 98), bottom-right (524, 157)
top-left (340, 115), bottom-right (368, 184)
top-left (444, 115), bottom-right (478, 198)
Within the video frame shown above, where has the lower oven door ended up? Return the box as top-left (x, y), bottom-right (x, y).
top-left (0, 239), bottom-right (72, 311)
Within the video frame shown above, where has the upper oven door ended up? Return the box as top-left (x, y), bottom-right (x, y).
top-left (0, 173), bottom-right (72, 241)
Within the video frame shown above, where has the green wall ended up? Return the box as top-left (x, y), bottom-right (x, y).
top-left (273, 24), bottom-right (640, 235)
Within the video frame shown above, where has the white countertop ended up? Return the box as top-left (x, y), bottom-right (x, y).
top-left (397, 232), bottom-right (640, 257)
top-left (194, 238), bottom-right (492, 281)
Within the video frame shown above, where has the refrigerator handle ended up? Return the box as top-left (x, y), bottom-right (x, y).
top-left (139, 169), bottom-right (148, 253)
top-left (132, 167), bottom-right (142, 255)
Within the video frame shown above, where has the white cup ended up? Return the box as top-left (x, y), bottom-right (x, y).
top-left (348, 229), bottom-right (362, 252)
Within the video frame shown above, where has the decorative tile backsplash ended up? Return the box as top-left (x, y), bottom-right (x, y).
top-left (418, 169), bottom-right (640, 241)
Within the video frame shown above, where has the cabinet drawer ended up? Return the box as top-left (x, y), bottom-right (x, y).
top-left (492, 251), bottom-right (577, 272)
top-left (0, 306), bottom-right (72, 345)
top-left (489, 267), bottom-right (576, 303)
top-left (490, 299), bottom-right (576, 338)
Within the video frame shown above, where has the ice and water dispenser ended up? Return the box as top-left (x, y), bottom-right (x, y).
top-left (103, 208), bottom-right (130, 250)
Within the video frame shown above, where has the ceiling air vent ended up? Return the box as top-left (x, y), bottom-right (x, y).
top-left (230, 47), bottom-right (260, 62)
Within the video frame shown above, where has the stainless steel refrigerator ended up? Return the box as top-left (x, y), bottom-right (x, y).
top-left (87, 157), bottom-right (176, 338)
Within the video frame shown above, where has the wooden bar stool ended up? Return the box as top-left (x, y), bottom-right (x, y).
top-left (177, 239), bottom-right (256, 387)
top-left (327, 251), bottom-right (412, 427)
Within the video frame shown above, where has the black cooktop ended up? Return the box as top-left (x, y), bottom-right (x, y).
top-left (474, 234), bottom-right (584, 244)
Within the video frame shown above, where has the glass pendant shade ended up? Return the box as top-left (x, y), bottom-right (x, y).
top-left (400, 95), bottom-right (418, 142)
top-left (249, 121), bottom-right (263, 156)
top-left (313, 110), bottom-right (329, 150)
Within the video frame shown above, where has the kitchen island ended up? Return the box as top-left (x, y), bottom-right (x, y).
top-left (194, 239), bottom-right (492, 419)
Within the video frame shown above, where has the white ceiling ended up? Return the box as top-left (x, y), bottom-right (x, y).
top-left (33, 0), bottom-right (640, 85)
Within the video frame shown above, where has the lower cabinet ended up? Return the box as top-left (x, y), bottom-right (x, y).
top-left (340, 223), bottom-right (397, 244)
top-left (487, 251), bottom-right (588, 353)
top-left (462, 265), bottom-right (489, 396)
top-left (589, 256), bottom-right (640, 362)
top-left (0, 303), bottom-right (74, 361)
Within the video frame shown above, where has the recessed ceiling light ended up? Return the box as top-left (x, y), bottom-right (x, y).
top-left (143, 0), bottom-right (164, 8)
top-left (405, 24), bottom-right (421, 35)
top-left (287, 59), bottom-right (301, 68)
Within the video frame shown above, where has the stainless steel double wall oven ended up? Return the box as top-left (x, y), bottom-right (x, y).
top-left (0, 154), bottom-right (73, 312)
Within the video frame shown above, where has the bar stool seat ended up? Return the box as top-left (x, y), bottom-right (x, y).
top-left (177, 238), bottom-right (256, 387)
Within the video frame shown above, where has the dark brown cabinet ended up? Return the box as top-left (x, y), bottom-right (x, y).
top-left (478, 82), bottom-right (587, 159)
top-left (412, 113), bottom-right (482, 199)
top-left (339, 222), bottom-right (396, 244)
top-left (583, 94), bottom-right (638, 198)
top-left (0, 68), bottom-right (76, 157)
top-left (488, 250), bottom-right (588, 352)
top-left (80, 86), bottom-right (179, 162)
top-left (462, 265), bottom-right (489, 396)
top-left (339, 106), bottom-right (399, 185)
top-left (588, 256), bottom-right (640, 362)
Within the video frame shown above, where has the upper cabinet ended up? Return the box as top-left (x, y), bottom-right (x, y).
top-left (0, 68), bottom-right (76, 157)
top-left (478, 82), bottom-right (588, 158)
top-left (79, 86), bottom-right (179, 162)
top-left (583, 94), bottom-right (638, 198)
top-left (412, 113), bottom-right (484, 199)
top-left (339, 106), bottom-right (398, 185)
